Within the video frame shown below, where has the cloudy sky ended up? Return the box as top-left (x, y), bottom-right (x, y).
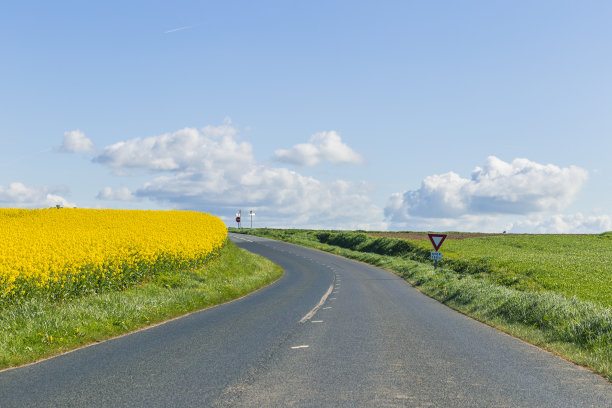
top-left (2, 1), bottom-right (611, 233)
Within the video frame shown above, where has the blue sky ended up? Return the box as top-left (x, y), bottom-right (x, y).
top-left (1, 1), bottom-right (611, 232)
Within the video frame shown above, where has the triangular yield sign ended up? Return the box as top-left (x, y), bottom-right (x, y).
top-left (428, 233), bottom-right (448, 251)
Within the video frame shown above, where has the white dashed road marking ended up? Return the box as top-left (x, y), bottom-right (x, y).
top-left (299, 282), bottom-right (335, 323)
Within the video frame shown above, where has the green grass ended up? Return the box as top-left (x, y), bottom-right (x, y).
top-left (0, 240), bottom-right (282, 369)
top-left (422, 234), bottom-right (612, 307)
top-left (232, 228), bottom-right (612, 381)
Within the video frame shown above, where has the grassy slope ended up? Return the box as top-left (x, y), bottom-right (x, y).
top-left (0, 240), bottom-right (282, 369)
top-left (415, 234), bottom-right (612, 307)
top-left (232, 228), bottom-right (611, 381)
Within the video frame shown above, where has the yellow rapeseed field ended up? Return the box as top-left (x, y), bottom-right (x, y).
top-left (0, 208), bottom-right (227, 304)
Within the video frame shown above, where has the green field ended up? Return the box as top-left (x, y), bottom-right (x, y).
top-left (401, 233), bottom-right (612, 308)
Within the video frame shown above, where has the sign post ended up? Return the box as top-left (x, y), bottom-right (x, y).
top-left (249, 210), bottom-right (255, 228)
top-left (236, 210), bottom-right (241, 228)
top-left (427, 233), bottom-right (448, 270)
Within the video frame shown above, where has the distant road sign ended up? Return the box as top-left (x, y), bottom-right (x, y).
top-left (430, 252), bottom-right (443, 261)
top-left (428, 234), bottom-right (448, 251)
top-left (236, 216), bottom-right (241, 223)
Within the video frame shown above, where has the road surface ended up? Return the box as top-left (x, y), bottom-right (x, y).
top-left (0, 233), bottom-right (609, 407)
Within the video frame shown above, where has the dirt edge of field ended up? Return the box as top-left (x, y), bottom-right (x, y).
top-left (368, 232), bottom-right (589, 240)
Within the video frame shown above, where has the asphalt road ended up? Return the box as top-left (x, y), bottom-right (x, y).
top-left (0, 233), bottom-right (610, 407)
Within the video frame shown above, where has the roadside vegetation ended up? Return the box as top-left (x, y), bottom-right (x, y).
top-left (231, 228), bottom-right (612, 381)
top-left (370, 232), bottom-right (612, 307)
top-left (0, 210), bottom-right (282, 369)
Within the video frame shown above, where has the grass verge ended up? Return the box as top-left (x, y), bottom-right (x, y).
top-left (0, 239), bottom-right (282, 370)
top-left (232, 228), bottom-right (611, 381)
top-left (371, 232), bottom-right (612, 306)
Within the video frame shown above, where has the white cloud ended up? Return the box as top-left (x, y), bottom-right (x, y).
top-left (94, 125), bottom-right (251, 172)
top-left (387, 213), bottom-right (507, 233)
top-left (136, 169), bottom-right (386, 229)
top-left (84, 127), bottom-right (608, 233)
top-left (382, 212), bottom-right (612, 234)
top-left (96, 187), bottom-right (137, 201)
top-left (386, 156), bottom-right (588, 222)
top-left (92, 124), bottom-right (384, 229)
top-left (0, 182), bottom-right (75, 208)
top-left (59, 129), bottom-right (95, 153)
top-left (274, 131), bottom-right (364, 166)
top-left (506, 213), bottom-right (612, 234)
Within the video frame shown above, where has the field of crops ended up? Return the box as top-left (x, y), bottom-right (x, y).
top-left (0, 209), bottom-right (227, 306)
top-left (387, 233), bottom-right (612, 308)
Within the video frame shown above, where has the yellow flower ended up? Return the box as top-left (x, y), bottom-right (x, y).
top-left (0, 209), bottom-right (227, 303)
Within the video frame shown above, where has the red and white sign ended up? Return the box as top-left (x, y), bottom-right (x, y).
top-left (236, 216), bottom-right (241, 223)
top-left (428, 233), bottom-right (448, 251)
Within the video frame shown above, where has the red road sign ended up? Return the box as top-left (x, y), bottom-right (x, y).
top-left (428, 233), bottom-right (448, 251)
top-left (236, 216), bottom-right (241, 223)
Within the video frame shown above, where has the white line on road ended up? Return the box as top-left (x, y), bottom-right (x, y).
top-left (291, 345), bottom-right (309, 349)
top-left (299, 282), bottom-right (334, 323)
top-left (232, 235), bottom-right (253, 242)
top-left (311, 320), bottom-right (323, 323)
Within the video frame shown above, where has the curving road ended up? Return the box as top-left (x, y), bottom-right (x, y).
top-left (0, 233), bottom-right (610, 407)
